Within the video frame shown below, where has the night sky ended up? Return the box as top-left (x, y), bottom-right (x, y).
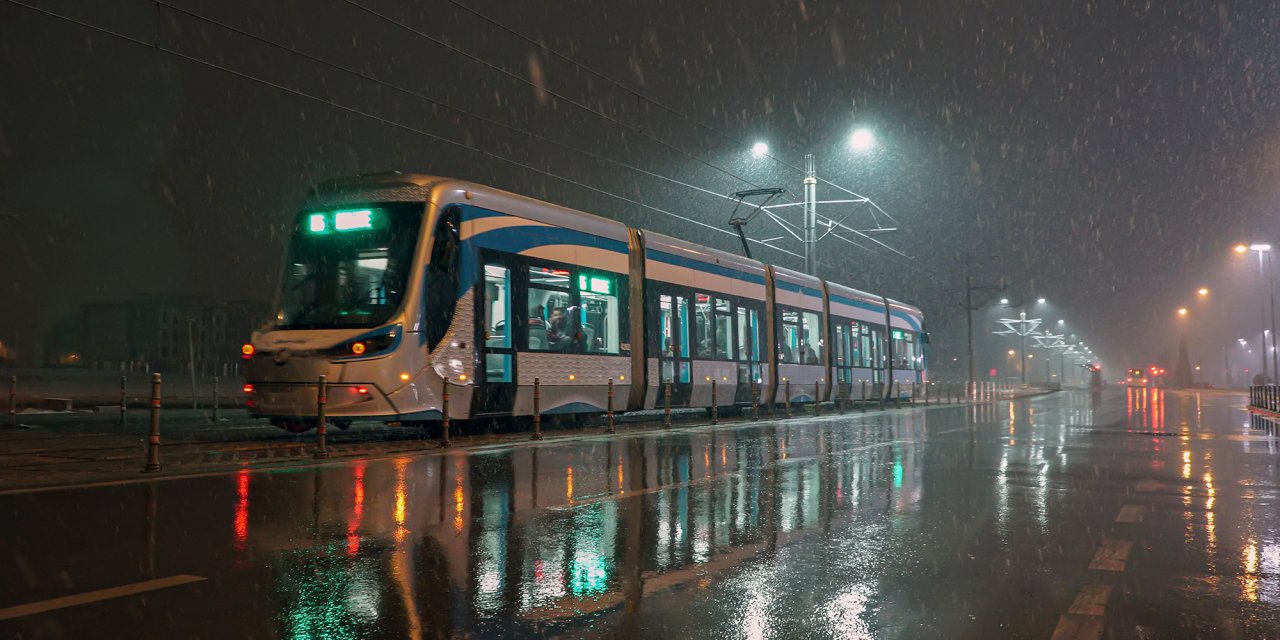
top-left (4, 0), bottom-right (1280, 376)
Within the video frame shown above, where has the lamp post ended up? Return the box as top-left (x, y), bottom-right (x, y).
top-left (1236, 243), bottom-right (1276, 383)
top-left (994, 298), bottom-right (1046, 384)
top-left (746, 129), bottom-right (883, 276)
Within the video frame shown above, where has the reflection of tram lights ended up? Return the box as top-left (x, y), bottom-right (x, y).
top-left (566, 467), bottom-right (574, 502)
top-left (234, 469), bottom-right (250, 551)
top-left (453, 484), bottom-right (465, 535)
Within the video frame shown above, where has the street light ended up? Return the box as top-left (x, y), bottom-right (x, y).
top-left (1177, 307), bottom-right (1188, 317)
top-left (1037, 297), bottom-right (1047, 304)
top-left (1198, 287), bottom-right (1209, 297)
top-left (849, 128), bottom-right (876, 152)
top-left (751, 142), bottom-right (769, 158)
top-left (1000, 298), bottom-right (1009, 305)
top-left (1236, 242), bottom-right (1277, 382)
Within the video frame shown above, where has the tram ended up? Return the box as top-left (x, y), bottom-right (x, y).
top-left (241, 174), bottom-right (926, 432)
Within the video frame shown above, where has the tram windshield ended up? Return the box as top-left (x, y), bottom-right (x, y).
top-left (275, 203), bottom-right (422, 330)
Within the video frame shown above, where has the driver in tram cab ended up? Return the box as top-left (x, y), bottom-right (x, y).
top-left (546, 307), bottom-right (573, 352)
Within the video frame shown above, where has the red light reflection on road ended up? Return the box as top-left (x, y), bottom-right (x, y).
top-left (233, 468), bottom-right (250, 557)
top-left (348, 462), bottom-right (366, 556)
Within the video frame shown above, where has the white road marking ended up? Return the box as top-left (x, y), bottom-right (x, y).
top-left (0, 574), bottom-right (206, 620)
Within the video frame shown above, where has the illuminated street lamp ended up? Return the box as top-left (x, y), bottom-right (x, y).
top-left (1177, 307), bottom-right (1188, 317)
top-left (751, 142), bottom-right (769, 158)
top-left (1236, 242), bottom-right (1276, 381)
top-left (849, 128), bottom-right (876, 152)
top-left (1198, 287), bottom-right (1209, 297)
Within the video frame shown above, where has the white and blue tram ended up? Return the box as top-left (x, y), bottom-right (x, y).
top-left (242, 174), bottom-right (926, 431)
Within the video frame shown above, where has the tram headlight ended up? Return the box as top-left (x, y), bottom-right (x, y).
top-left (329, 325), bottom-right (400, 360)
top-left (241, 344), bottom-right (255, 359)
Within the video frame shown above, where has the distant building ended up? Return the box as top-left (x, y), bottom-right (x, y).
top-left (47, 295), bottom-right (269, 375)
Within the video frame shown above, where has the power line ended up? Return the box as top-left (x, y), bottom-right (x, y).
top-left (341, 0), bottom-right (796, 206)
top-left (445, 0), bottom-right (900, 226)
top-left (4, 0), bottom-right (803, 260)
top-left (154, 2), bottom-right (770, 226)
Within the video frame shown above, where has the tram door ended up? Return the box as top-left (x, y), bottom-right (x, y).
top-left (473, 260), bottom-right (516, 415)
top-left (832, 319), bottom-right (853, 399)
top-left (657, 293), bottom-right (692, 405)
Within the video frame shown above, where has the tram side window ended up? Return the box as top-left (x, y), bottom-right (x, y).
top-left (714, 298), bottom-right (733, 360)
top-left (850, 322), bottom-right (863, 367)
top-left (800, 310), bottom-right (822, 364)
top-left (892, 330), bottom-right (917, 369)
top-left (483, 264), bottom-right (512, 382)
top-left (423, 207), bottom-right (459, 351)
top-left (578, 273), bottom-right (620, 354)
top-left (694, 294), bottom-right (714, 358)
top-left (863, 326), bottom-right (873, 368)
top-left (779, 309), bottom-right (801, 364)
top-left (527, 266), bottom-right (573, 352)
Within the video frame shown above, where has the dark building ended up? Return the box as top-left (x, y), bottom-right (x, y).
top-left (48, 295), bottom-right (269, 375)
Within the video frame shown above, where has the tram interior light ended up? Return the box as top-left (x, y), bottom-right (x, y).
top-left (308, 214), bottom-right (327, 233)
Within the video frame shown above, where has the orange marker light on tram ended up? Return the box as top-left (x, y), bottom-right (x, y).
top-left (351, 342), bottom-right (366, 355)
top-left (241, 344), bottom-right (255, 359)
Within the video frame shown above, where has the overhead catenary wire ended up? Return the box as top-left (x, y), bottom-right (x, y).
top-left (444, 0), bottom-right (902, 229)
top-left (153, 0), bottom-right (796, 259)
top-left (5, 0), bottom-right (803, 260)
top-left (340, 0), bottom-right (799, 208)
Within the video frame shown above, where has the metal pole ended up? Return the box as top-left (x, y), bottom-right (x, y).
top-left (187, 319), bottom-right (197, 411)
top-left (607, 378), bottom-right (616, 433)
top-left (711, 378), bottom-right (718, 425)
top-left (803, 153), bottom-right (817, 275)
top-left (212, 376), bottom-right (220, 423)
top-left (1260, 251), bottom-right (1270, 383)
top-left (7, 375), bottom-right (15, 429)
top-left (144, 373), bottom-right (162, 472)
top-left (120, 375), bottom-right (127, 428)
top-left (1020, 330), bottom-right (1028, 385)
top-left (813, 380), bottom-right (820, 416)
top-left (785, 380), bottom-right (792, 418)
top-left (966, 276), bottom-right (976, 399)
top-left (1269, 252), bottom-right (1278, 380)
top-left (531, 377), bottom-right (541, 440)
top-left (314, 374), bottom-right (329, 459)
top-left (663, 382), bottom-right (672, 428)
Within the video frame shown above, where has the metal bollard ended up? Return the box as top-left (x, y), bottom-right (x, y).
top-left (314, 374), bottom-right (329, 459)
top-left (7, 375), bottom-right (15, 429)
top-left (143, 373), bottom-right (162, 472)
top-left (813, 380), bottom-right (821, 416)
top-left (606, 378), bottom-right (616, 433)
top-left (861, 380), bottom-right (867, 413)
top-left (751, 380), bottom-right (760, 421)
top-left (120, 375), bottom-right (127, 427)
top-left (531, 377), bottom-right (542, 440)
top-left (785, 380), bottom-right (792, 418)
top-left (711, 379), bottom-right (718, 425)
top-left (663, 382), bottom-right (672, 428)
top-left (441, 377), bottom-right (453, 446)
top-left (212, 376), bottom-right (220, 423)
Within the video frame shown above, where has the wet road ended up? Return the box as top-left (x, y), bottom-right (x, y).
top-left (2, 389), bottom-right (1278, 639)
